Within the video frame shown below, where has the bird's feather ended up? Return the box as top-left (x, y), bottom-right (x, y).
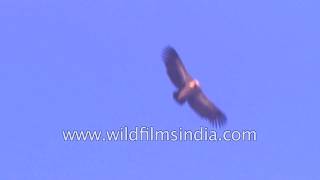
top-left (162, 46), bottom-right (192, 88)
top-left (188, 90), bottom-right (227, 127)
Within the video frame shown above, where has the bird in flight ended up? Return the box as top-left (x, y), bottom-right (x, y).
top-left (162, 46), bottom-right (227, 127)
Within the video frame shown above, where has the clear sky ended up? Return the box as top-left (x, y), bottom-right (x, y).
top-left (1, 0), bottom-right (320, 179)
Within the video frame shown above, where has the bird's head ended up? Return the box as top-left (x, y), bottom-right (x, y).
top-left (188, 79), bottom-right (200, 89)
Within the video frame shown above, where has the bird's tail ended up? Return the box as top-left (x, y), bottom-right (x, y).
top-left (173, 91), bottom-right (186, 105)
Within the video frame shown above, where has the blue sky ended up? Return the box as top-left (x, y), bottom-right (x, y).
top-left (1, 0), bottom-right (320, 179)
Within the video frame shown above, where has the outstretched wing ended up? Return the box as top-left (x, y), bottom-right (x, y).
top-left (188, 90), bottom-right (227, 127)
top-left (162, 46), bottom-right (192, 88)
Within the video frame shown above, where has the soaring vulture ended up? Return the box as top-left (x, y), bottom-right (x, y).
top-left (162, 46), bottom-right (227, 127)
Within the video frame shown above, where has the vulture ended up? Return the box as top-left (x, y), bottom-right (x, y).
top-left (162, 46), bottom-right (227, 127)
